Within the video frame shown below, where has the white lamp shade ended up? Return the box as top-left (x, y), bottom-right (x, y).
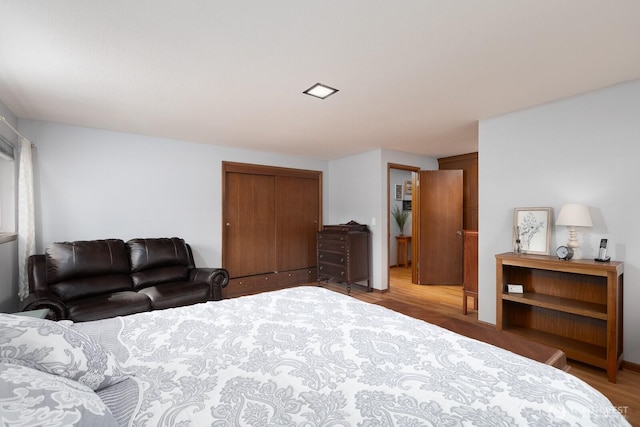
top-left (556, 203), bottom-right (593, 227)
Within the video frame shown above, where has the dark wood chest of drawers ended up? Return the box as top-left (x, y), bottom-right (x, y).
top-left (317, 224), bottom-right (371, 293)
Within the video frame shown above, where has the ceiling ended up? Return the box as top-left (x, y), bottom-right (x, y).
top-left (1, 1), bottom-right (639, 160)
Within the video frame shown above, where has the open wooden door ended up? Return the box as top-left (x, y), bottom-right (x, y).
top-left (414, 170), bottom-right (463, 285)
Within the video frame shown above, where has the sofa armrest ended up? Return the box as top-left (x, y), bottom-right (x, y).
top-left (28, 254), bottom-right (48, 292)
top-left (190, 268), bottom-right (229, 301)
top-left (21, 290), bottom-right (68, 320)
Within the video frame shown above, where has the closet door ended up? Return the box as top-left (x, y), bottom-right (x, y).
top-left (224, 172), bottom-right (276, 277)
top-left (275, 176), bottom-right (320, 271)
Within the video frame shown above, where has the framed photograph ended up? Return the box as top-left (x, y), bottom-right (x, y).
top-left (403, 200), bottom-right (412, 211)
top-left (513, 207), bottom-right (553, 255)
top-left (394, 184), bottom-right (402, 200)
top-left (404, 180), bottom-right (412, 195)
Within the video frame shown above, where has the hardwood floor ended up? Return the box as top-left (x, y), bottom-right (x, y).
top-left (319, 266), bottom-right (639, 426)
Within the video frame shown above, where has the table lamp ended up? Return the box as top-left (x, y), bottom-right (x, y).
top-left (556, 203), bottom-right (592, 259)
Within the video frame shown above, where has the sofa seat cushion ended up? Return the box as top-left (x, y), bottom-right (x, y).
top-left (131, 266), bottom-right (189, 290)
top-left (66, 291), bottom-right (152, 322)
top-left (138, 281), bottom-right (209, 310)
top-left (50, 274), bottom-right (134, 302)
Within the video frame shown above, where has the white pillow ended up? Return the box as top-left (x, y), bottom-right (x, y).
top-left (0, 362), bottom-right (118, 426)
top-left (0, 313), bottom-right (128, 391)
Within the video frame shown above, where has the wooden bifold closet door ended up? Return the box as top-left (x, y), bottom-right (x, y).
top-left (225, 172), bottom-right (276, 277)
top-left (275, 176), bottom-right (319, 272)
top-left (223, 162), bottom-right (321, 292)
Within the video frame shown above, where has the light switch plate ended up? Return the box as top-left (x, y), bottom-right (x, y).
top-left (507, 284), bottom-right (524, 293)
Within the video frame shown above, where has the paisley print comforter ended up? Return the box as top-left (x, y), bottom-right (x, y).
top-left (72, 286), bottom-right (630, 426)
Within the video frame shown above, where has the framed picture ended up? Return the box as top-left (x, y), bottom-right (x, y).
top-left (394, 184), bottom-right (402, 200)
top-left (403, 200), bottom-right (412, 211)
top-left (404, 180), bottom-right (412, 195)
top-left (513, 207), bottom-right (553, 255)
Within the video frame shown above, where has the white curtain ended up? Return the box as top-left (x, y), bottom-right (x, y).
top-left (18, 137), bottom-right (35, 300)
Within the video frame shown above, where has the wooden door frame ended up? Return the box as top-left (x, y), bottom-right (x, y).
top-left (387, 163), bottom-right (419, 290)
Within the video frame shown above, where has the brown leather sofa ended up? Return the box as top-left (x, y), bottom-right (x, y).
top-left (22, 237), bottom-right (229, 322)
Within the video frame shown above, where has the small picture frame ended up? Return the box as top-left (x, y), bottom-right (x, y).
top-left (513, 207), bottom-right (553, 255)
top-left (403, 200), bottom-right (412, 211)
top-left (394, 184), bottom-right (402, 200)
top-left (404, 180), bottom-right (412, 195)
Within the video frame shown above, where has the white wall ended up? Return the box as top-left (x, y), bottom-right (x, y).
top-left (327, 150), bottom-right (382, 289)
top-left (479, 79), bottom-right (640, 363)
top-left (19, 120), bottom-right (329, 268)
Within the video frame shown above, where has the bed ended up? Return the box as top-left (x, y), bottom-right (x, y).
top-left (1, 286), bottom-right (630, 426)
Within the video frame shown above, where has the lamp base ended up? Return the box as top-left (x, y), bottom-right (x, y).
top-left (567, 227), bottom-right (582, 259)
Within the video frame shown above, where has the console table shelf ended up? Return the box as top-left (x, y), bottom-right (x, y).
top-left (502, 327), bottom-right (607, 368)
top-left (496, 252), bottom-right (623, 382)
top-left (502, 293), bottom-right (608, 320)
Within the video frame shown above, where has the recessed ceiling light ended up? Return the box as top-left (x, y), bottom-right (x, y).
top-left (303, 83), bottom-right (339, 99)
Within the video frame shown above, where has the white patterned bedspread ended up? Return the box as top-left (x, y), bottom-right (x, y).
top-left (72, 286), bottom-right (629, 426)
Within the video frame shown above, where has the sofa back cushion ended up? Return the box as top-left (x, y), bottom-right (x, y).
top-left (127, 238), bottom-right (192, 289)
top-left (46, 239), bottom-right (133, 301)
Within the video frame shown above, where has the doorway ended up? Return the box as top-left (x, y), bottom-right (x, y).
top-left (387, 164), bottom-right (465, 294)
top-left (388, 165), bottom-right (418, 279)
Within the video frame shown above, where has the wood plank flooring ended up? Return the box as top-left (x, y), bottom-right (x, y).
top-left (318, 267), bottom-right (639, 426)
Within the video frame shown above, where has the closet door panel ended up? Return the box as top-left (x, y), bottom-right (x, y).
top-left (275, 176), bottom-right (320, 271)
top-left (225, 172), bottom-right (276, 277)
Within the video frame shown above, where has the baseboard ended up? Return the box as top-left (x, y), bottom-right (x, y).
top-left (622, 360), bottom-right (640, 373)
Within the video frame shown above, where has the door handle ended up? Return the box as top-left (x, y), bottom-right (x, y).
top-left (456, 230), bottom-right (463, 236)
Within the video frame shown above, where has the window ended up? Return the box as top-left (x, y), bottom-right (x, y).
top-left (0, 135), bottom-right (15, 236)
